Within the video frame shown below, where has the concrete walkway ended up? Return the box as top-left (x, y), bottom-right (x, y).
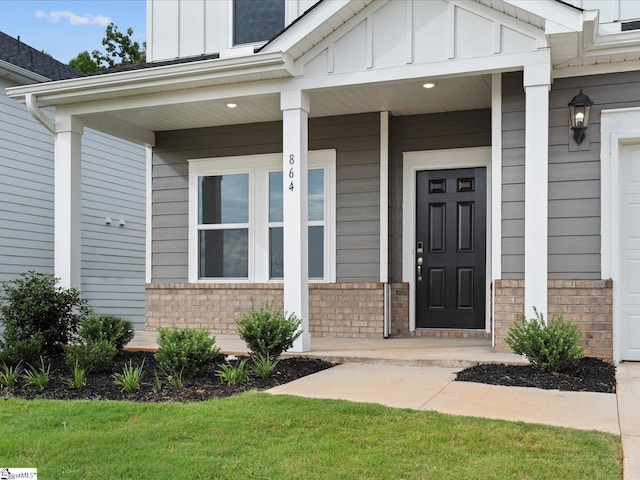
top-left (129, 331), bottom-right (640, 479)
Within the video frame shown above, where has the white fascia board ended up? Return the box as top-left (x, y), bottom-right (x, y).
top-left (503, 0), bottom-right (584, 33)
top-left (6, 51), bottom-right (293, 107)
top-left (583, 30), bottom-right (640, 56)
top-left (554, 58), bottom-right (640, 79)
top-left (261, 0), bottom-right (356, 55)
top-left (0, 59), bottom-right (49, 84)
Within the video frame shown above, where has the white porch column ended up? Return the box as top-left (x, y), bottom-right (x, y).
top-left (54, 114), bottom-right (84, 290)
top-left (281, 91), bottom-right (311, 352)
top-left (523, 64), bottom-right (550, 320)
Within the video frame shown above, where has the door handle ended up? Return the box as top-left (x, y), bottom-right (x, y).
top-left (417, 257), bottom-right (423, 281)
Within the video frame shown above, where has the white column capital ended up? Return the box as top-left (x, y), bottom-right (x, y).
top-left (523, 61), bottom-right (551, 90)
top-left (56, 114), bottom-right (84, 135)
top-left (281, 90), bottom-right (310, 113)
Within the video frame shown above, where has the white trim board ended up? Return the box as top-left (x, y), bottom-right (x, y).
top-left (402, 146), bottom-right (493, 332)
top-left (601, 107), bottom-right (640, 362)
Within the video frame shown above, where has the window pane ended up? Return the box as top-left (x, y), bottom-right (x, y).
top-left (233, 0), bottom-right (285, 45)
top-left (269, 226), bottom-right (324, 279)
top-left (309, 226), bottom-right (324, 278)
top-left (269, 227), bottom-right (283, 278)
top-left (309, 169), bottom-right (324, 221)
top-left (269, 169), bottom-right (323, 222)
top-left (199, 229), bottom-right (248, 278)
top-left (199, 174), bottom-right (248, 224)
top-left (269, 171), bottom-right (283, 223)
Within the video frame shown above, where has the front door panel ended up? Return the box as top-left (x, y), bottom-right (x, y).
top-left (415, 168), bottom-right (486, 328)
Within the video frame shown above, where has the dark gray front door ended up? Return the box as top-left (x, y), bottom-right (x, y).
top-left (415, 168), bottom-right (486, 329)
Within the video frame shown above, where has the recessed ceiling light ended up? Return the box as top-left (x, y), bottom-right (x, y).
top-left (226, 103), bottom-right (238, 108)
top-left (422, 82), bottom-right (436, 89)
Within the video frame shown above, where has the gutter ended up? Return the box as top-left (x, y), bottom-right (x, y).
top-left (25, 93), bottom-right (55, 135)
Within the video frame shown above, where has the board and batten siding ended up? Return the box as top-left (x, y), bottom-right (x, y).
top-left (388, 110), bottom-right (492, 282)
top-left (502, 70), bottom-right (640, 280)
top-left (0, 76), bottom-right (147, 328)
top-left (151, 112), bottom-right (381, 283)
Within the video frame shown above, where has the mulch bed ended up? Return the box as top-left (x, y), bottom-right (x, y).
top-left (455, 357), bottom-right (616, 393)
top-left (2, 350), bottom-right (334, 402)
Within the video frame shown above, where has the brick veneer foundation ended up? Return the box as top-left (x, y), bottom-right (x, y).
top-left (493, 279), bottom-right (613, 361)
top-left (146, 282), bottom-right (385, 338)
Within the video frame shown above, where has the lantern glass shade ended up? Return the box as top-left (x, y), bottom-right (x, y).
top-left (568, 89), bottom-right (593, 145)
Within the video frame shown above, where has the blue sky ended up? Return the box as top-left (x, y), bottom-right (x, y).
top-left (1, 0), bottom-right (146, 64)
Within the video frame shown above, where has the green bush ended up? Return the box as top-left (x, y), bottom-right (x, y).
top-left (0, 271), bottom-right (90, 362)
top-left (236, 300), bottom-right (302, 361)
top-left (77, 315), bottom-right (135, 350)
top-left (505, 308), bottom-right (585, 373)
top-left (216, 359), bottom-right (249, 386)
top-left (154, 328), bottom-right (220, 378)
top-left (65, 339), bottom-right (118, 373)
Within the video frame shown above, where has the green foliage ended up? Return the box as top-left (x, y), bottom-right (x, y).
top-left (152, 369), bottom-right (163, 393)
top-left (69, 23), bottom-right (145, 72)
top-left (65, 339), bottom-right (118, 373)
top-left (113, 360), bottom-right (145, 392)
top-left (77, 315), bottom-right (135, 350)
top-left (216, 359), bottom-right (249, 386)
top-left (0, 362), bottom-right (22, 387)
top-left (505, 308), bottom-right (586, 373)
top-left (154, 328), bottom-right (220, 379)
top-left (66, 361), bottom-right (87, 389)
top-left (251, 354), bottom-right (279, 379)
top-left (161, 366), bottom-right (185, 390)
top-left (23, 358), bottom-right (52, 391)
top-left (0, 272), bottom-right (90, 362)
top-left (68, 50), bottom-right (98, 73)
top-left (236, 300), bottom-right (302, 361)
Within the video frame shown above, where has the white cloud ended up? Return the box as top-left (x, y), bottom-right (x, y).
top-left (34, 10), bottom-right (111, 27)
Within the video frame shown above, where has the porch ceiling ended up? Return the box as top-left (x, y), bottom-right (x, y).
top-left (79, 74), bottom-right (492, 133)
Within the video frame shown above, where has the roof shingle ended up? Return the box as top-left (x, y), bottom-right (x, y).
top-left (0, 31), bottom-right (80, 81)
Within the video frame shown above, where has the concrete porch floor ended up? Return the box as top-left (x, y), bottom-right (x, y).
top-left (128, 330), bottom-right (528, 367)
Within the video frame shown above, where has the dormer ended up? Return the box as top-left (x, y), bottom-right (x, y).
top-left (147, 0), bottom-right (318, 62)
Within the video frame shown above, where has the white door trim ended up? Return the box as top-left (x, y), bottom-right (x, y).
top-left (601, 106), bottom-right (640, 362)
top-left (402, 146), bottom-right (492, 331)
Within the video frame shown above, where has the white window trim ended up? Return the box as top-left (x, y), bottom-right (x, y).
top-left (188, 150), bottom-right (336, 284)
top-left (402, 146), bottom-right (492, 332)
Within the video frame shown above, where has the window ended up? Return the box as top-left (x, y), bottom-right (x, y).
top-left (233, 0), bottom-right (285, 46)
top-left (189, 151), bottom-right (336, 283)
top-left (269, 169), bottom-right (324, 279)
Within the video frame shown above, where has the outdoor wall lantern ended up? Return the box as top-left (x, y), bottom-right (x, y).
top-left (568, 89), bottom-right (593, 145)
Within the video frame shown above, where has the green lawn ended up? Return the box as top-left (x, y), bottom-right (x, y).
top-left (0, 393), bottom-right (621, 479)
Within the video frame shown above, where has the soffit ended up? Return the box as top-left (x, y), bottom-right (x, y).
top-left (77, 75), bottom-right (492, 133)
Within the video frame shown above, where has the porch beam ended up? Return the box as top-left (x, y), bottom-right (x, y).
top-left (54, 114), bottom-right (84, 290)
top-left (523, 63), bottom-right (550, 320)
top-left (281, 90), bottom-right (311, 352)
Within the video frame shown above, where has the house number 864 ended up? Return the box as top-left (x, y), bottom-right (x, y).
top-left (288, 154), bottom-right (295, 191)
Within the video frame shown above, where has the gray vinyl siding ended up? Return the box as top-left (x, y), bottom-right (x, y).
top-left (388, 110), bottom-right (492, 282)
top-left (80, 130), bottom-right (146, 326)
top-left (501, 73), bottom-right (526, 279)
top-left (0, 77), bottom-right (146, 328)
top-left (503, 70), bottom-right (640, 280)
top-left (151, 112), bottom-right (381, 283)
top-left (0, 77), bottom-right (55, 280)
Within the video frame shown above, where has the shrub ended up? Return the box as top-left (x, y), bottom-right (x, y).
top-left (216, 359), bottom-right (249, 386)
top-left (113, 360), bottom-right (145, 392)
top-left (154, 328), bottom-right (220, 378)
top-left (0, 362), bottom-right (23, 387)
top-left (505, 308), bottom-right (585, 373)
top-left (23, 357), bottom-right (52, 392)
top-left (0, 271), bottom-right (90, 361)
top-left (65, 339), bottom-right (118, 373)
top-left (77, 315), bottom-right (135, 350)
top-left (66, 361), bottom-right (87, 389)
top-left (251, 354), bottom-right (279, 379)
top-left (236, 300), bottom-right (302, 361)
